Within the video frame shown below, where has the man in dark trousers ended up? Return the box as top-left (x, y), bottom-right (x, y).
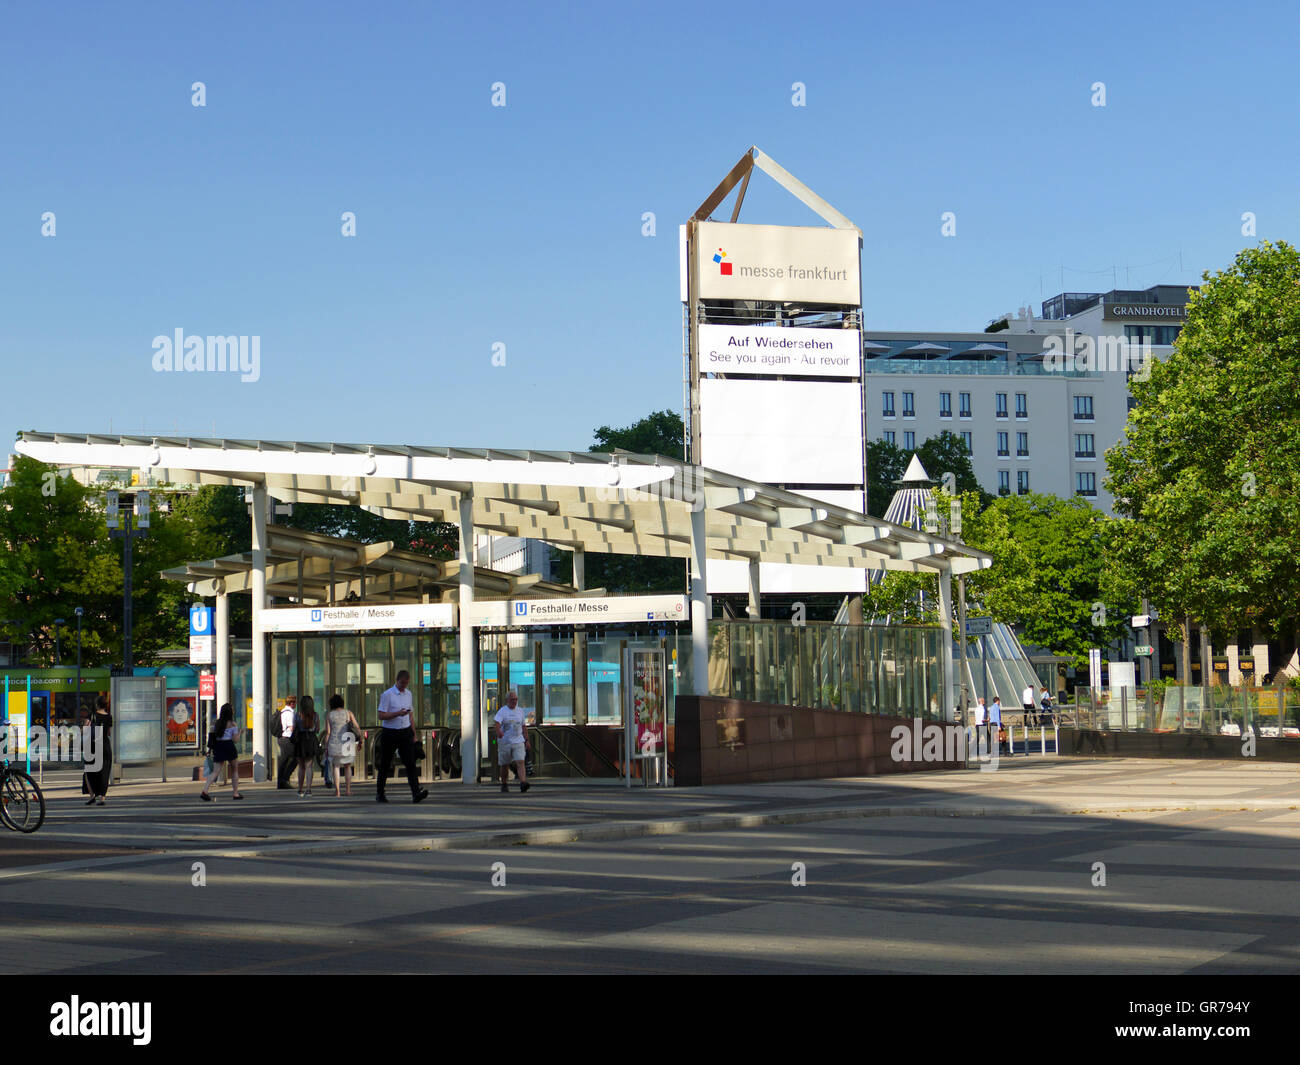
top-left (276, 695), bottom-right (298, 789)
top-left (375, 670), bottom-right (428, 804)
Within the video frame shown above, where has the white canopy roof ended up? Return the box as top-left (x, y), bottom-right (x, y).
top-left (14, 433), bottom-right (992, 576)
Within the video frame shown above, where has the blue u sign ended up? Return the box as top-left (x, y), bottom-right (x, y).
top-left (189, 606), bottom-right (214, 636)
top-left (514, 602), bottom-right (528, 617)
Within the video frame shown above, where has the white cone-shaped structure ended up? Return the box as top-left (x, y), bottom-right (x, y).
top-left (873, 454), bottom-right (1042, 712)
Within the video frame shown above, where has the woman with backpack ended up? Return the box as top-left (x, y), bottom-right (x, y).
top-left (294, 694), bottom-right (321, 797)
top-left (201, 703), bottom-right (243, 801)
top-left (321, 693), bottom-right (362, 798)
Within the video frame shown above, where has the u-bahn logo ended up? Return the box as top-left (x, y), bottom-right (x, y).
top-left (713, 248), bottom-right (732, 275)
top-left (311, 609), bottom-right (322, 622)
top-left (514, 602), bottom-right (528, 617)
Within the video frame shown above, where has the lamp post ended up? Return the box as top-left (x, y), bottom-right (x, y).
top-left (106, 490), bottom-right (149, 677)
top-left (74, 607), bottom-right (84, 721)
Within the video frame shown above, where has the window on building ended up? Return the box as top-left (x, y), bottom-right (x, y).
top-left (1016, 431), bottom-right (1029, 457)
top-left (884, 430), bottom-right (895, 446)
top-left (882, 392), bottom-right (895, 418)
top-left (1074, 395), bottom-right (1094, 420)
top-left (998, 471), bottom-right (1010, 496)
top-left (903, 431), bottom-right (915, 450)
top-left (1017, 470), bottom-right (1030, 495)
top-left (960, 431), bottom-right (972, 454)
top-left (1015, 393), bottom-right (1028, 419)
top-left (1075, 433), bottom-right (1095, 458)
top-left (1076, 471), bottom-right (1097, 496)
top-left (939, 392), bottom-right (952, 418)
top-left (903, 392), bottom-right (915, 418)
top-left (996, 431), bottom-right (1009, 457)
top-left (996, 393), bottom-right (1008, 419)
top-left (959, 392), bottom-right (971, 418)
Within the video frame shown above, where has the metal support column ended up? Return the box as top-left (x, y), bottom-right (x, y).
top-left (250, 484), bottom-right (269, 781)
top-left (747, 558), bottom-right (760, 619)
top-left (216, 584), bottom-right (230, 712)
top-left (689, 503), bottom-right (709, 697)
top-left (572, 548), bottom-right (585, 592)
top-left (458, 492), bottom-right (478, 784)
top-left (938, 568), bottom-right (955, 722)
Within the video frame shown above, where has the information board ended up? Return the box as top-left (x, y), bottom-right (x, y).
top-left (111, 676), bottom-right (166, 765)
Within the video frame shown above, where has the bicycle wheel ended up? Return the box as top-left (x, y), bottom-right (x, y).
top-left (0, 770), bottom-right (46, 833)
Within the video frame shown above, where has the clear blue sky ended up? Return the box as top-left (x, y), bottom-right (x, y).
top-left (3, 0), bottom-right (1297, 455)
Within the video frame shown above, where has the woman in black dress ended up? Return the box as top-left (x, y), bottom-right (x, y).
top-left (294, 695), bottom-right (320, 797)
top-left (84, 694), bottom-right (113, 806)
top-left (200, 703), bottom-right (244, 801)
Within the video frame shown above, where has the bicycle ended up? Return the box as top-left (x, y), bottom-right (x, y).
top-left (0, 763), bottom-right (46, 833)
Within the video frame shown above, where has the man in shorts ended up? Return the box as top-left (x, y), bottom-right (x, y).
top-left (494, 689), bottom-right (531, 794)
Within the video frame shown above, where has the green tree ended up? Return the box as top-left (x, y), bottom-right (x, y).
top-left (0, 457), bottom-right (119, 666)
top-left (548, 411), bottom-right (687, 593)
top-left (867, 430), bottom-right (984, 517)
top-left (1104, 241), bottom-right (1300, 646)
top-left (866, 489), bottom-right (1130, 666)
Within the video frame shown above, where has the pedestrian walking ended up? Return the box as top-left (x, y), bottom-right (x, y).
top-left (971, 697), bottom-right (988, 753)
top-left (989, 696), bottom-right (1006, 755)
top-left (322, 694), bottom-right (361, 797)
top-left (494, 689), bottom-right (531, 794)
top-left (201, 703), bottom-right (244, 801)
top-left (1022, 683), bottom-right (1038, 728)
top-left (275, 694), bottom-right (298, 789)
top-left (375, 670), bottom-right (428, 804)
top-left (294, 695), bottom-right (321, 797)
top-left (83, 694), bottom-right (113, 806)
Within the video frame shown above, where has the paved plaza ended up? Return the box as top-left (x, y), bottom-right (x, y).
top-left (2, 758), bottom-right (1298, 973)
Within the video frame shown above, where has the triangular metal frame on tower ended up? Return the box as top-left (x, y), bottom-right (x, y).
top-left (691, 146), bottom-right (861, 233)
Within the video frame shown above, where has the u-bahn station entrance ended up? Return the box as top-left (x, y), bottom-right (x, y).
top-left (14, 433), bottom-right (992, 786)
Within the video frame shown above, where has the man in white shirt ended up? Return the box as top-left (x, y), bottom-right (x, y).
top-left (375, 670), bottom-right (428, 804)
top-left (971, 697), bottom-right (988, 754)
top-left (494, 689), bottom-right (531, 794)
top-left (276, 695), bottom-right (297, 790)
top-left (1022, 684), bottom-right (1038, 728)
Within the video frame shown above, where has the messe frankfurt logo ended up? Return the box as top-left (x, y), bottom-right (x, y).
top-left (713, 248), bottom-right (732, 275)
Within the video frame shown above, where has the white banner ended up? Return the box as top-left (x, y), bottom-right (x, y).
top-left (700, 325), bottom-right (859, 377)
top-left (695, 222), bottom-right (860, 304)
top-left (467, 594), bottom-right (686, 628)
top-left (256, 603), bottom-right (456, 633)
top-left (188, 634), bottom-right (214, 664)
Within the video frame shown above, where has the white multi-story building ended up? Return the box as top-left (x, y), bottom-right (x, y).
top-left (865, 284), bottom-right (1195, 515)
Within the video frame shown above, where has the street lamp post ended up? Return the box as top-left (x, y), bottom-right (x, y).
top-left (75, 607), bottom-right (84, 721)
top-left (106, 490), bottom-right (149, 677)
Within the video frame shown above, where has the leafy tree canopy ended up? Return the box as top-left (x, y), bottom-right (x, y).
top-left (1104, 241), bottom-right (1300, 639)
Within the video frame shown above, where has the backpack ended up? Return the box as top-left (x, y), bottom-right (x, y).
top-left (271, 709), bottom-right (284, 737)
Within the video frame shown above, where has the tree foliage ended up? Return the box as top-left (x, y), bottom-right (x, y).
top-left (1104, 241), bottom-right (1300, 639)
top-left (866, 489), bottom-right (1129, 666)
top-left (867, 430), bottom-right (984, 517)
